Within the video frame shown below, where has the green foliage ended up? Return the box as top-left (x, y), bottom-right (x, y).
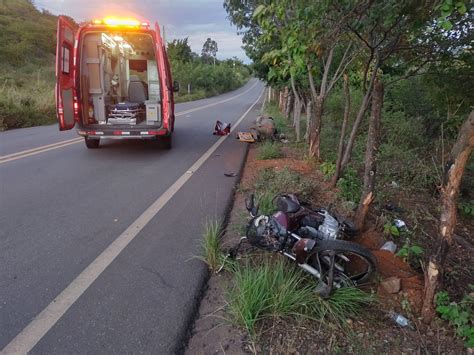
top-left (227, 257), bottom-right (375, 335)
top-left (384, 223), bottom-right (401, 237)
top-left (257, 141), bottom-right (282, 160)
top-left (458, 200), bottom-right (474, 218)
top-left (167, 38), bottom-right (193, 63)
top-left (198, 220), bottom-right (225, 272)
top-left (0, 0), bottom-right (57, 66)
top-left (436, 290), bottom-right (474, 348)
top-left (336, 167), bottom-right (361, 204)
top-left (0, 66), bottom-right (56, 130)
top-left (0, 1), bottom-right (58, 129)
top-left (201, 37), bottom-right (218, 64)
top-left (170, 59), bottom-right (250, 103)
top-left (320, 161), bottom-right (336, 179)
top-left (254, 167), bottom-right (315, 202)
top-left (396, 241), bottom-right (424, 263)
top-left (256, 191), bottom-right (276, 215)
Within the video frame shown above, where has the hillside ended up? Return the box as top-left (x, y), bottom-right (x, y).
top-left (0, 0), bottom-right (58, 129)
top-left (0, 0), bottom-right (57, 66)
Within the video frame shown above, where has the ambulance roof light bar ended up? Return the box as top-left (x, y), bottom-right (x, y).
top-left (91, 17), bottom-right (150, 29)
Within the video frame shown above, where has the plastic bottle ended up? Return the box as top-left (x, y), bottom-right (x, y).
top-left (381, 241), bottom-right (397, 253)
top-left (389, 311), bottom-right (411, 328)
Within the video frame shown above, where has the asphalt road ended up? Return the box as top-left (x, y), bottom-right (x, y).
top-left (0, 79), bottom-right (265, 353)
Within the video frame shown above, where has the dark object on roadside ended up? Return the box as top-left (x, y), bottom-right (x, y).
top-left (221, 193), bottom-right (376, 298)
top-left (384, 202), bottom-right (405, 213)
top-left (214, 121), bottom-right (231, 135)
top-left (224, 173), bottom-right (237, 177)
top-left (255, 116), bottom-right (276, 139)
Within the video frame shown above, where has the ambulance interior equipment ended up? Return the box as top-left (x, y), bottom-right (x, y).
top-left (80, 31), bottom-right (161, 126)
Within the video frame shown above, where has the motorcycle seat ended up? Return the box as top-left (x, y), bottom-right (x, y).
top-left (275, 194), bottom-right (301, 213)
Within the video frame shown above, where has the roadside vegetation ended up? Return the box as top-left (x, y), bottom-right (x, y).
top-left (227, 257), bottom-right (374, 336)
top-left (223, 0), bottom-right (473, 349)
top-left (0, 0), bottom-right (250, 130)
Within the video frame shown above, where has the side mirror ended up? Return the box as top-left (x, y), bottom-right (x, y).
top-left (245, 194), bottom-right (259, 217)
top-left (173, 80), bottom-right (180, 92)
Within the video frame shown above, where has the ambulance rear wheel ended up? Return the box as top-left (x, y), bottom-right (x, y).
top-left (161, 135), bottom-right (172, 149)
top-left (85, 137), bottom-right (100, 149)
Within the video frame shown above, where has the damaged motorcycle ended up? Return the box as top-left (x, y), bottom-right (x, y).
top-left (229, 194), bottom-right (377, 298)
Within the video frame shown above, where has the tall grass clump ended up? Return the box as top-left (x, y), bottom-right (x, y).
top-left (254, 167), bottom-right (316, 203)
top-left (0, 67), bottom-right (56, 130)
top-left (198, 220), bottom-right (225, 272)
top-left (227, 257), bottom-right (375, 335)
top-left (257, 141), bottom-right (282, 160)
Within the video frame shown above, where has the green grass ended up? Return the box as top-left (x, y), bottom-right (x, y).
top-left (257, 141), bottom-right (283, 160)
top-left (227, 257), bottom-right (375, 335)
top-left (198, 220), bottom-right (225, 272)
top-left (0, 66), bottom-right (56, 130)
top-left (254, 167), bottom-right (316, 203)
top-left (256, 191), bottom-right (276, 215)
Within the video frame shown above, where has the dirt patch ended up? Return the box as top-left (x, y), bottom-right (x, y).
top-left (185, 142), bottom-right (468, 354)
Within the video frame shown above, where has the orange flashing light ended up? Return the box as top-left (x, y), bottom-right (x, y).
top-left (91, 17), bottom-right (149, 28)
top-left (104, 17), bottom-right (141, 27)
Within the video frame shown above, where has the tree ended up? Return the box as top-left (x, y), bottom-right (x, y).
top-left (167, 38), bottom-right (193, 63)
top-left (421, 111), bottom-right (474, 322)
top-left (201, 38), bottom-right (218, 65)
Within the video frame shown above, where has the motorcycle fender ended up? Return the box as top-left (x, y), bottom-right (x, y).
top-left (292, 238), bottom-right (317, 264)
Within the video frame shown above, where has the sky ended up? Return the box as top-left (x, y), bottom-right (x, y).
top-left (34, 0), bottom-right (249, 62)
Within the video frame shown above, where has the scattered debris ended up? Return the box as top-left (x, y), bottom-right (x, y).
top-left (390, 181), bottom-right (399, 188)
top-left (380, 276), bottom-right (401, 294)
top-left (213, 120), bottom-right (231, 135)
top-left (380, 241), bottom-right (397, 253)
top-left (388, 311), bottom-right (412, 328)
top-left (384, 202), bottom-right (405, 213)
top-left (255, 115), bottom-right (276, 140)
top-left (237, 131), bottom-right (255, 142)
top-left (393, 219), bottom-right (408, 232)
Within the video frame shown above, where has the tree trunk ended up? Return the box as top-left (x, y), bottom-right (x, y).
top-left (305, 99), bottom-right (312, 142)
top-left (340, 56), bottom-right (380, 171)
top-left (309, 96), bottom-right (324, 160)
top-left (286, 90), bottom-right (294, 120)
top-left (331, 73), bottom-right (351, 187)
top-left (355, 78), bottom-right (383, 230)
top-left (293, 98), bottom-right (301, 142)
top-left (290, 73), bottom-right (301, 142)
top-left (421, 110), bottom-right (474, 323)
top-left (279, 90), bottom-right (285, 112)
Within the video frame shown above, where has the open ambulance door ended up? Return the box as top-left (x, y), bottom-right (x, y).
top-left (56, 16), bottom-right (77, 131)
top-left (155, 22), bottom-right (171, 131)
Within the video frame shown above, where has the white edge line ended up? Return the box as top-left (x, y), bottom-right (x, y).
top-left (0, 80), bottom-right (258, 165)
top-left (1, 86), bottom-right (265, 355)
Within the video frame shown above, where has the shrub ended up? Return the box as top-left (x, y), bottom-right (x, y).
top-left (227, 257), bottom-right (375, 335)
top-left (257, 141), bottom-right (282, 160)
top-left (336, 167), bottom-right (362, 204)
top-left (198, 220), bottom-right (225, 272)
top-left (436, 290), bottom-right (474, 348)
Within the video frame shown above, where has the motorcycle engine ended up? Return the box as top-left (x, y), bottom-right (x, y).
top-left (317, 210), bottom-right (340, 240)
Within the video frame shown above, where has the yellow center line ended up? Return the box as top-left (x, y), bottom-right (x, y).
top-left (0, 80), bottom-right (260, 165)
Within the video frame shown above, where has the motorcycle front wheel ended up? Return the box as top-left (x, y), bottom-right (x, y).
top-left (307, 239), bottom-right (377, 286)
